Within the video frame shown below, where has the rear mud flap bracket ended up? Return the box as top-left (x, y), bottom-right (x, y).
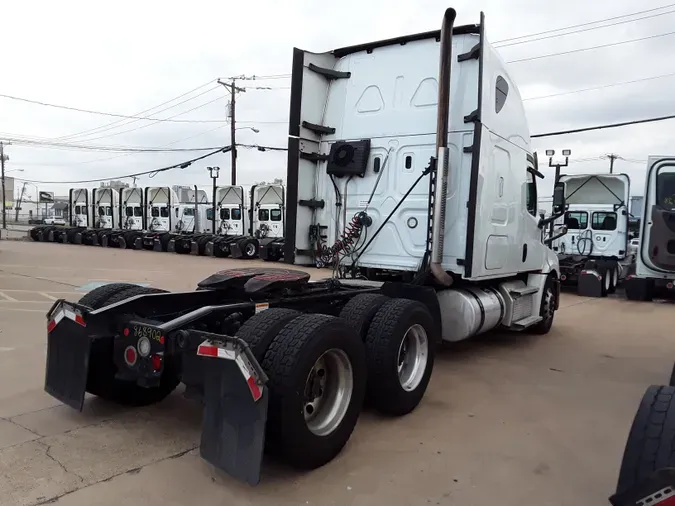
top-left (44, 303), bottom-right (91, 411)
top-left (198, 337), bottom-right (268, 486)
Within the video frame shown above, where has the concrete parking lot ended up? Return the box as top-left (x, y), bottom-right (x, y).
top-left (0, 240), bottom-right (673, 506)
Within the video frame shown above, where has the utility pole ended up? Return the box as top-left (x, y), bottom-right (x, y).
top-left (0, 141), bottom-right (9, 231)
top-left (606, 153), bottom-right (618, 174)
top-left (230, 80), bottom-right (237, 186)
top-left (217, 79), bottom-right (246, 185)
top-left (15, 182), bottom-right (26, 222)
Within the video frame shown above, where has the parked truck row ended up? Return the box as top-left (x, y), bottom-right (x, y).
top-left (28, 183), bottom-right (287, 261)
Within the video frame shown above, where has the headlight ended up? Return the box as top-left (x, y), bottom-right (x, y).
top-left (137, 336), bottom-right (151, 357)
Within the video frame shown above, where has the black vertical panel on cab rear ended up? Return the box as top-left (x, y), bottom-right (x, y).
top-left (648, 205), bottom-right (675, 271)
top-left (200, 358), bottom-right (269, 486)
top-left (44, 322), bottom-right (91, 411)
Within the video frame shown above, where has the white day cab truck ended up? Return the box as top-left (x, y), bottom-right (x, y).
top-left (43, 9), bottom-right (565, 486)
top-left (138, 186), bottom-right (210, 252)
top-left (234, 183), bottom-right (286, 260)
top-left (622, 156), bottom-right (675, 301)
top-left (552, 173), bottom-right (635, 297)
top-left (189, 183), bottom-right (287, 261)
top-left (74, 187), bottom-right (121, 246)
top-left (31, 188), bottom-right (90, 243)
top-left (101, 187), bottom-right (146, 248)
top-left (191, 185), bottom-right (251, 257)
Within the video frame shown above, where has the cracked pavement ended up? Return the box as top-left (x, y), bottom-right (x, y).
top-left (0, 241), bottom-right (673, 505)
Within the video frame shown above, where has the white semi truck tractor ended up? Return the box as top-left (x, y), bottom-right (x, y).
top-left (43, 8), bottom-right (563, 487)
top-left (553, 173), bottom-right (635, 297)
top-left (623, 156), bottom-right (675, 300)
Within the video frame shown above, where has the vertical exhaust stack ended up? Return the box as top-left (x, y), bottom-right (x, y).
top-left (430, 7), bottom-right (456, 286)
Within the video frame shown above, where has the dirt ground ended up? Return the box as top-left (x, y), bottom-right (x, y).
top-left (0, 240), bottom-right (673, 506)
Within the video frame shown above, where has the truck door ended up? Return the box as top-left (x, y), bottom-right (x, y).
top-left (269, 206), bottom-right (283, 238)
top-left (559, 211), bottom-right (589, 255)
top-left (642, 158), bottom-right (675, 271)
top-left (589, 208), bottom-right (628, 257)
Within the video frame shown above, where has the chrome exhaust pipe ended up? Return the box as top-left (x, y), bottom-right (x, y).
top-left (430, 8), bottom-right (456, 286)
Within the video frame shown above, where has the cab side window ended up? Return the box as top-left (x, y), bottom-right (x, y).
top-left (526, 168), bottom-right (537, 217)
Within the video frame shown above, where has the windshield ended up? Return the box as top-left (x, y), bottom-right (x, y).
top-left (271, 208), bottom-right (282, 222)
top-left (220, 208), bottom-right (230, 220)
top-left (258, 209), bottom-right (269, 221)
top-left (183, 208), bottom-right (194, 216)
top-left (657, 171), bottom-right (675, 211)
top-left (151, 207), bottom-right (159, 217)
top-left (232, 208), bottom-right (242, 220)
top-left (125, 206), bottom-right (133, 217)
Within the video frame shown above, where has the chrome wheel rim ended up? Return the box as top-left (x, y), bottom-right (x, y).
top-left (397, 324), bottom-right (429, 392)
top-left (303, 348), bottom-right (353, 437)
top-left (246, 243), bottom-right (257, 256)
top-left (605, 270), bottom-right (611, 291)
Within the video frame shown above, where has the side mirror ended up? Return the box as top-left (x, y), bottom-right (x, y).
top-left (552, 182), bottom-right (566, 214)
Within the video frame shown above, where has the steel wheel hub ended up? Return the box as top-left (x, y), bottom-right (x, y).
top-left (397, 324), bottom-right (428, 392)
top-left (303, 348), bottom-right (353, 437)
top-left (542, 286), bottom-right (555, 321)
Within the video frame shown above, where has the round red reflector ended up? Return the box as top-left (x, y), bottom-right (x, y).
top-left (124, 346), bottom-right (137, 366)
top-left (151, 355), bottom-right (162, 370)
top-left (123, 328), bottom-right (129, 337)
top-left (668, 282), bottom-right (674, 290)
top-left (560, 274), bottom-right (566, 281)
top-left (159, 335), bottom-right (165, 345)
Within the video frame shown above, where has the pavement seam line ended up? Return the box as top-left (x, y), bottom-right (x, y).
top-left (30, 444), bottom-right (200, 506)
top-left (2, 416), bottom-right (42, 438)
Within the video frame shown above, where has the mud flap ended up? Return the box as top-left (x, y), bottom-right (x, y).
top-left (578, 269), bottom-right (604, 297)
top-left (201, 359), bottom-right (268, 485)
top-left (610, 468), bottom-right (675, 505)
top-left (44, 303), bottom-right (91, 411)
top-left (167, 238), bottom-right (177, 253)
top-left (196, 337), bottom-right (269, 485)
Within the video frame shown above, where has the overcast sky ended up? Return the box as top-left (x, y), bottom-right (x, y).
top-left (0, 0), bottom-right (672, 201)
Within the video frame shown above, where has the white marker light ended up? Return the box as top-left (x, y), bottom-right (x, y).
top-left (137, 337), bottom-right (151, 357)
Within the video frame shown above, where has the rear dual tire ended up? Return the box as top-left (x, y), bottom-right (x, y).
top-left (259, 313), bottom-right (367, 470)
top-left (341, 294), bottom-right (437, 415)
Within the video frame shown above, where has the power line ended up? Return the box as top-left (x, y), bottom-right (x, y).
top-left (53, 80), bottom-right (218, 141)
top-left (497, 8), bottom-right (675, 47)
top-left (13, 146), bottom-right (232, 184)
top-left (507, 30), bottom-right (675, 64)
top-left (3, 136), bottom-right (223, 153)
top-left (238, 143), bottom-right (288, 152)
top-left (523, 71), bottom-right (675, 101)
top-left (0, 88), bottom-right (228, 124)
top-left (532, 112), bottom-right (675, 138)
top-left (495, 3), bottom-right (675, 44)
top-left (10, 125), bottom-right (230, 167)
top-left (77, 95), bottom-right (225, 143)
top-left (221, 74), bottom-right (291, 81)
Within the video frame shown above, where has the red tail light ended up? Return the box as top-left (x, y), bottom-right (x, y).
top-left (124, 346), bottom-right (137, 366)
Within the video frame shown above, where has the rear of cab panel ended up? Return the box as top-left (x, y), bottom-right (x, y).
top-left (286, 19), bottom-right (551, 281)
